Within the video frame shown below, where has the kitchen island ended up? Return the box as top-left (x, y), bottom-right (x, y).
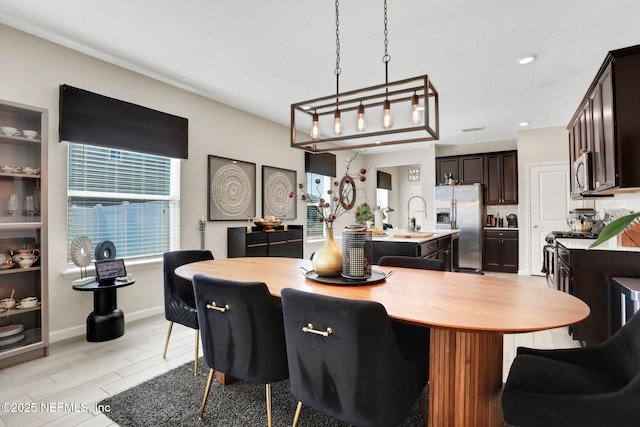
top-left (372, 230), bottom-right (460, 271)
top-left (555, 237), bottom-right (640, 345)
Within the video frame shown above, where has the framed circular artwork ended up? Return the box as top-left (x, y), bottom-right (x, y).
top-left (208, 155), bottom-right (256, 221)
top-left (262, 165), bottom-right (296, 220)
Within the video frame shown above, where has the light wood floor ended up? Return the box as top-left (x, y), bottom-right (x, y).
top-left (0, 273), bottom-right (580, 427)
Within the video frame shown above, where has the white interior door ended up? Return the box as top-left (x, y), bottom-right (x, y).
top-left (529, 163), bottom-right (572, 275)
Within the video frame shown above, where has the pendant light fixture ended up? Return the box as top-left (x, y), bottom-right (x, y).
top-left (310, 111), bottom-right (320, 140)
top-left (290, 0), bottom-right (439, 153)
top-left (333, 0), bottom-right (343, 136)
top-left (411, 91), bottom-right (422, 125)
top-left (356, 102), bottom-right (366, 132)
top-left (381, 1), bottom-right (393, 130)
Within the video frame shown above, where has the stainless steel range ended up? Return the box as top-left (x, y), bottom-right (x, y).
top-left (543, 231), bottom-right (599, 287)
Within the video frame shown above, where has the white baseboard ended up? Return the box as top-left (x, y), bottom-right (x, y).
top-left (49, 305), bottom-right (164, 343)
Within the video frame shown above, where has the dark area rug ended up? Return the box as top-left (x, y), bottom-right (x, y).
top-left (100, 358), bottom-right (518, 426)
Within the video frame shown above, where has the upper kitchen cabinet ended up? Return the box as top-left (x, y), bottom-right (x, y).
top-left (0, 98), bottom-right (48, 368)
top-left (568, 44), bottom-right (640, 197)
top-left (458, 155), bottom-right (484, 184)
top-left (435, 157), bottom-right (460, 185)
top-left (435, 154), bottom-right (484, 185)
top-left (485, 151), bottom-right (518, 205)
top-left (435, 150), bottom-right (517, 205)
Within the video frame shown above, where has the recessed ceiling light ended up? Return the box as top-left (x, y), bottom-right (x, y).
top-left (519, 122), bottom-right (530, 127)
top-left (517, 55), bottom-right (537, 65)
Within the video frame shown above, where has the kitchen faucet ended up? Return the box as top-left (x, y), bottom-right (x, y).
top-left (407, 195), bottom-right (428, 232)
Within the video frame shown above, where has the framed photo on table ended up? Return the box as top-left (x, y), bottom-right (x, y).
top-left (262, 165), bottom-right (296, 220)
top-left (208, 155), bottom-right (256, 221)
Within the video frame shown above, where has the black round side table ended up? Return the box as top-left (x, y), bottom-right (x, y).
top-left (72, 279), bottom-right (135, 342)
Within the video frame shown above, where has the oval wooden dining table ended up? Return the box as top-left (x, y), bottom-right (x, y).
top-left (176, 256), bottom-right (590, 427)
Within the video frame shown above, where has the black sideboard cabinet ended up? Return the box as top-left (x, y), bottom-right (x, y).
top-left (227, 225), bottom-right (303, 259)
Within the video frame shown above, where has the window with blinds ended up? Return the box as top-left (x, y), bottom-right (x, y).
top-left (306, 172), bottom-right (332, 239)
top-left (67, 143), bottom-right (181, 262)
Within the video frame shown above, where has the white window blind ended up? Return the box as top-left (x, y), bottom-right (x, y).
top-left (306, 172), bottom-right (333, 239)
top-left (67, 143), bottom-right (180, 262)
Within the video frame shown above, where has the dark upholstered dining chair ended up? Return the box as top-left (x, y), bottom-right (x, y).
top-left (162, 250), bottom-right (214, 375)
top-left (502, 309), bottom-right (640, 427)
top-left (378, 255), bottom-right (446, 271)
top-left (281, 287), bottom-right (429, 427)
top-left (192, 274), bottom-right (289, 425)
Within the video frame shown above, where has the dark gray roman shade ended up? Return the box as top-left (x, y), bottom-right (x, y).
top-left (305, 152), bottom-right (336, 177)
top-left (59, 84), bottom-right (188, 159)
top-left (377, 171), bottom-right (392, 190)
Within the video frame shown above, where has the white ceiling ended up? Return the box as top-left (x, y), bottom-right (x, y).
top-left (1, 0), bottom-right (640, 152)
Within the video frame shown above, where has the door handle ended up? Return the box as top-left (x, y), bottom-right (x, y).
top-left (533, 225), bottom-right (538, 228)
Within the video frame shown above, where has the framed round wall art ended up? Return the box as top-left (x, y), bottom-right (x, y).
top-left (208, 155), bottom-right (256, 221)
top-left (262, 165), bottom-right (296, 220)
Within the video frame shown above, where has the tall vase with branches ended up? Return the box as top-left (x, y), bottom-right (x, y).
top-left (291, 154), bottom-right (367, 276)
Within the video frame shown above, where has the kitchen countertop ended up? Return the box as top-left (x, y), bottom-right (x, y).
top-left (372, 229), bottom-right (459, 244)
top-left (484, 227), bottom-right (519, 231)
top-left (556, 237), bottom-right (640, 252)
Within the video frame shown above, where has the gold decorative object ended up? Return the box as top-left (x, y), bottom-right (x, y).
top-left (312, 226), bottom-right (343, 277)
top-left (254, 220), bottom-right (282, 232)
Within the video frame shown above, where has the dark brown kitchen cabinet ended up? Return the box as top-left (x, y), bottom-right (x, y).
top-left (227, 226), bottom-right (303, 258)
top-left (483, 229), bottom-right (518, 273)
top-left (568, 44), bottom-right (640, 196)
top-left (435, 155), bottom-right (484, 185)
top-left (436, 151), bottom-right (517, 205)
top-left (555, 241), bottom-right (640, 345)
top-left (485, 151), bottom-right (518, 205)
top-left (458, 155), bottom-right (484, 184)
top-left (435, 157), bottom-right (460, 185)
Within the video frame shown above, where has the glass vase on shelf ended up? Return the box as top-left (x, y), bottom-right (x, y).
top-left (7, 194), bottom-right (20, 216)
top-left (312, 225), bottom-right (342, 277)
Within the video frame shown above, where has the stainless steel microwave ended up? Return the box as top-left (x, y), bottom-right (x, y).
top-left (573, 152), bottom-right (592, 195)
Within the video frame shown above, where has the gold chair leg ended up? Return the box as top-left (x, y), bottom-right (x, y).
top-left (162, 322), bottom-right (174, 359)
top-left (292, 401), bottom-right (303, 427)
top-left (418, 391), bottom-right (428, 427)
top-left (199, 368), bottom-right (215, 420)
top-left (266, 383), bottom-right (273, 427)
top-left (194, 329), bottom-right (200, 376)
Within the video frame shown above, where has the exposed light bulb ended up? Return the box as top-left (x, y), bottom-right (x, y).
top-left (310, 112), bottom-right (320, 140)
top-left (356, 103), bottom-right (366, 132)
top-left (382, 98), bottom-right (393, 129)
top-left (410, 92), bottom-right (421, 125)
top-left (334, 109), bottom-right (343, 136)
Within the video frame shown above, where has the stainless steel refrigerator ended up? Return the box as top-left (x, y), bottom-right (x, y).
top-left (434, 184), bottom-right (484, 272)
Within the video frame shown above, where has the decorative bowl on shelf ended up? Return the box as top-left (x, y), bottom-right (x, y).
top-left (0, 165), bottom-right (21, 174)
top-left (21, 130), bottom-right (38, 139)
top-left (0, 298), bottom-right (16, 309)
top-left (0, 126), bottom-right (19, 136)
top-left (20, 166), bottom-right (39, 175)
top-left (254, 220), bottom-right (282, 231)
